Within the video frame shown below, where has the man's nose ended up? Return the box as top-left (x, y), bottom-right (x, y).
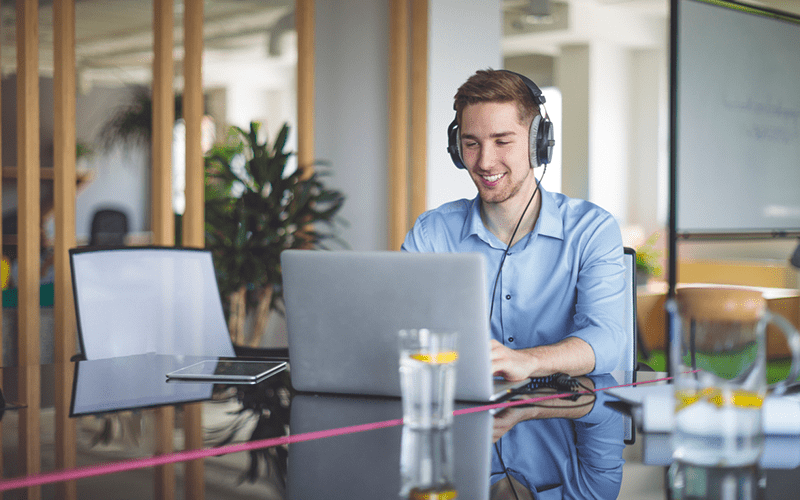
top-left (475, 144), bottom-right (496, 170)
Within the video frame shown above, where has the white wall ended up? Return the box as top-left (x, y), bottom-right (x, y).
top-left (426, 0), bottom-right (502, 212)
top-left (314, 0), bottom-right (390, 251)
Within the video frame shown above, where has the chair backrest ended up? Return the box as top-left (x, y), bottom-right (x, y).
top-left (620, 246), bottom-right (637, 444)
top-left (620, 247), bottom-right (637, 374)
top-left (89, 209), bottom-right (129, 247)
top-left (70, 246), bottom-right (235, 360)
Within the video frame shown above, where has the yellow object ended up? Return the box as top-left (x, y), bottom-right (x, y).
top-left (675, 388), bottom-right (764, 411)
top-left (409, 488), bottom-right (458, 500)
top-left (1, 256), bottom-right (9, 289)
top-left (409, 351), bottom-right (458, 364)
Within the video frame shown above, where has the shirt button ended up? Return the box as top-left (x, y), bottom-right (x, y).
top-left (505, 294), bottom-right (511, 300)
top-left (508, 337), bottom-right (514, 342)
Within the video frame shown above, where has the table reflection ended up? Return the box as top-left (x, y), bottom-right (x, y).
top-left (70, 353), bottom-right (215, 416)
top-left (668, 461), bottom-right (765, 499)
top-left (286, 394), bottom-right (491, 499)
top-left (400, 426), bottom-right (457, 499)
top-left (490, 373), bottom-right (626, 499)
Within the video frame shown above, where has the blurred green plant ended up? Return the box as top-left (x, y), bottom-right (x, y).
top-left (204, 122), bottom-right (346, 347)
top-left (636, 232), bottom-right (664, 280)
top-left (76, 141), bottom-right (95, 160)
top-left (98, 86), bottom-right (182, 151)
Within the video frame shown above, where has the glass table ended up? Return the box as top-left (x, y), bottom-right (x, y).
top-left (1, 355), bottom-right (799, 499)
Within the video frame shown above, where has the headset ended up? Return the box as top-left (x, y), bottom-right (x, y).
top-left (446, 70), bottom-right (555, 170)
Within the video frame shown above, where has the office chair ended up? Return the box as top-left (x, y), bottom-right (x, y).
top-left (89, 208), bottom-right (129, 247)
top-left (620, 246), bottom-right (640, 444)
top-left (613, 248), bottom-right (636, 371)
top-left (69, 246), bottom-right (235, 360)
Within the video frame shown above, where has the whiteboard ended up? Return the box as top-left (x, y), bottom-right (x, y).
top-left (674, 0), bottom-right (800, 235)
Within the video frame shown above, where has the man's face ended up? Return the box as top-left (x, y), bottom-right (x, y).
top-left (459, 101), bottom-right (534, 207)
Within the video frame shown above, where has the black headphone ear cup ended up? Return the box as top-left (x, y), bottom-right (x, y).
top-left (528, 115), bottom-right (553, 167)
top-left (529, 115), bottom-right (542, 168)
top-left (538, 118), bottom-right (553, 166)
top-left (456, 129), bottom-right (463, 164)
top-left (447, 119), bottom-right (466, 169)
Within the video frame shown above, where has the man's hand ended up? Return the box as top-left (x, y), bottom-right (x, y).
top-left (491, 339), bottom-right (536, 381)
top-left (491, 337), bottom-right (596, 380)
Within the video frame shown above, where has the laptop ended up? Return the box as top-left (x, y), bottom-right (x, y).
top-left (280, 250), bottom-right (529, 402)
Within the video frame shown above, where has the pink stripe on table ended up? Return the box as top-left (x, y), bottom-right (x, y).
top-left (0, 375), bottom-right (672, 492)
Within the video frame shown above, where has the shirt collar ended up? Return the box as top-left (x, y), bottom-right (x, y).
top-left (535, 184), bottom-right (565, 242)
top-left (461, 196), bottom-right (498, 246)
top-left (460, 183), bottom-right (565, 248)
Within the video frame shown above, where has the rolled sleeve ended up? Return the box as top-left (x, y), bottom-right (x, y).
top-left (566, 214), bottom-right (625, 374)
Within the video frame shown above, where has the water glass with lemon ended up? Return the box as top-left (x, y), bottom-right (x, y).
top-left (399, 329), bottom-right (458, 429)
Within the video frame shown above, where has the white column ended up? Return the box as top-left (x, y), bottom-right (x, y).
top-left (556, 41), bottom-right (631, 224)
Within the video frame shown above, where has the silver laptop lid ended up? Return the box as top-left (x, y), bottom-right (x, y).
top-left (281, 250), bottom-right (495, 401)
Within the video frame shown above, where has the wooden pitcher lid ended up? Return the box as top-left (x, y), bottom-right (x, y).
top-left (675, 287), bottom-right (766, 322)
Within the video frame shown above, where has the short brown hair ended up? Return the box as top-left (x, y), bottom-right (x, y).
top-left (453, 69), bottom-right (539, 127)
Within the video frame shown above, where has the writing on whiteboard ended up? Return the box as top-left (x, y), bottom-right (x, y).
top-left (723, 97), bottom-right (800, 144)
top-left (723, 97), bottom-right (800, 124)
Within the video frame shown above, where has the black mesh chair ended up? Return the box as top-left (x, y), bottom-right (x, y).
top-left (89, 209), bottom-right (128, 247)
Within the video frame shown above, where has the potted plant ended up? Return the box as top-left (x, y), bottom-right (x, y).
top-left (204, 121), bottom-right (346, 348)
top-left (98, 86), bottom-right (182, 150)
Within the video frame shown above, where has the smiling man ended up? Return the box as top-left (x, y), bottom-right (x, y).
top-left (402, 69), bottom-right (625, 380)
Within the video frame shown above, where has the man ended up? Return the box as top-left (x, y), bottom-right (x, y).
top-left (402, 69), bottom-right (624, 379)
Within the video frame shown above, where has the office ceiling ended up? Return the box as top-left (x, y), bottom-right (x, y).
top-left (0, 0), bottom-right (798, 85)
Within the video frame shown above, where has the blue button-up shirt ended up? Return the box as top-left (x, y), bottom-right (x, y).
top-left (401, 185), bottom-right (624, 374)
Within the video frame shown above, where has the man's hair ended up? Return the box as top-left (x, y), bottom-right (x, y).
top-left (453, 69), bottom-right (539, 127)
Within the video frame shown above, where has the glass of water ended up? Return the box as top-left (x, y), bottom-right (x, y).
top-left (398, 329), bottom-right (458, 429)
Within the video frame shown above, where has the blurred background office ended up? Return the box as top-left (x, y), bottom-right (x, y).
top-left (3, 0), bottom-right (798, 253)
top-left (1, 0), bottom-right (798, 350)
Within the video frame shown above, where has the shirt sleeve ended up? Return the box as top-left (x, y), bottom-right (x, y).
top-left (401, 213), bottom-right (433, 253)
top-left (566, 213), bottom-right (625, 375)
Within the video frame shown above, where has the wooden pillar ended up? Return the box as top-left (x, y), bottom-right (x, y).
top-left (388, 0), bottom-right (429, 250)
top-left (16, 0), bottom-right (42, 498)
top-left (182, 0), bottom-right (204, 249)
top-left (152, 0), bottom-right (176, 247)
top-left (409, 0), bottom-right (428, 223)
top-left (388, 0), bottom-right (410, 251)
top-left (182, 0), bottom-right (206, 498)
top-left (53, 0), bottom-right (78, 498)
top-left (296, 0), bottom-right (315, 178)
top-left (153, 0), bottom-right (176, 498)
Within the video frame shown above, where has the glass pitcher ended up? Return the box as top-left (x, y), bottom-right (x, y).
top-left (668, 287), bottom-right (800, 466)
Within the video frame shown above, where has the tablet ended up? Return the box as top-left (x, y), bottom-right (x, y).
top-left (166, 359), bottom-right (287, 384)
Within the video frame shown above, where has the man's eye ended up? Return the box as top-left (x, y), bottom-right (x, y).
top-left (463, 141), bottom-right (477, 148)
